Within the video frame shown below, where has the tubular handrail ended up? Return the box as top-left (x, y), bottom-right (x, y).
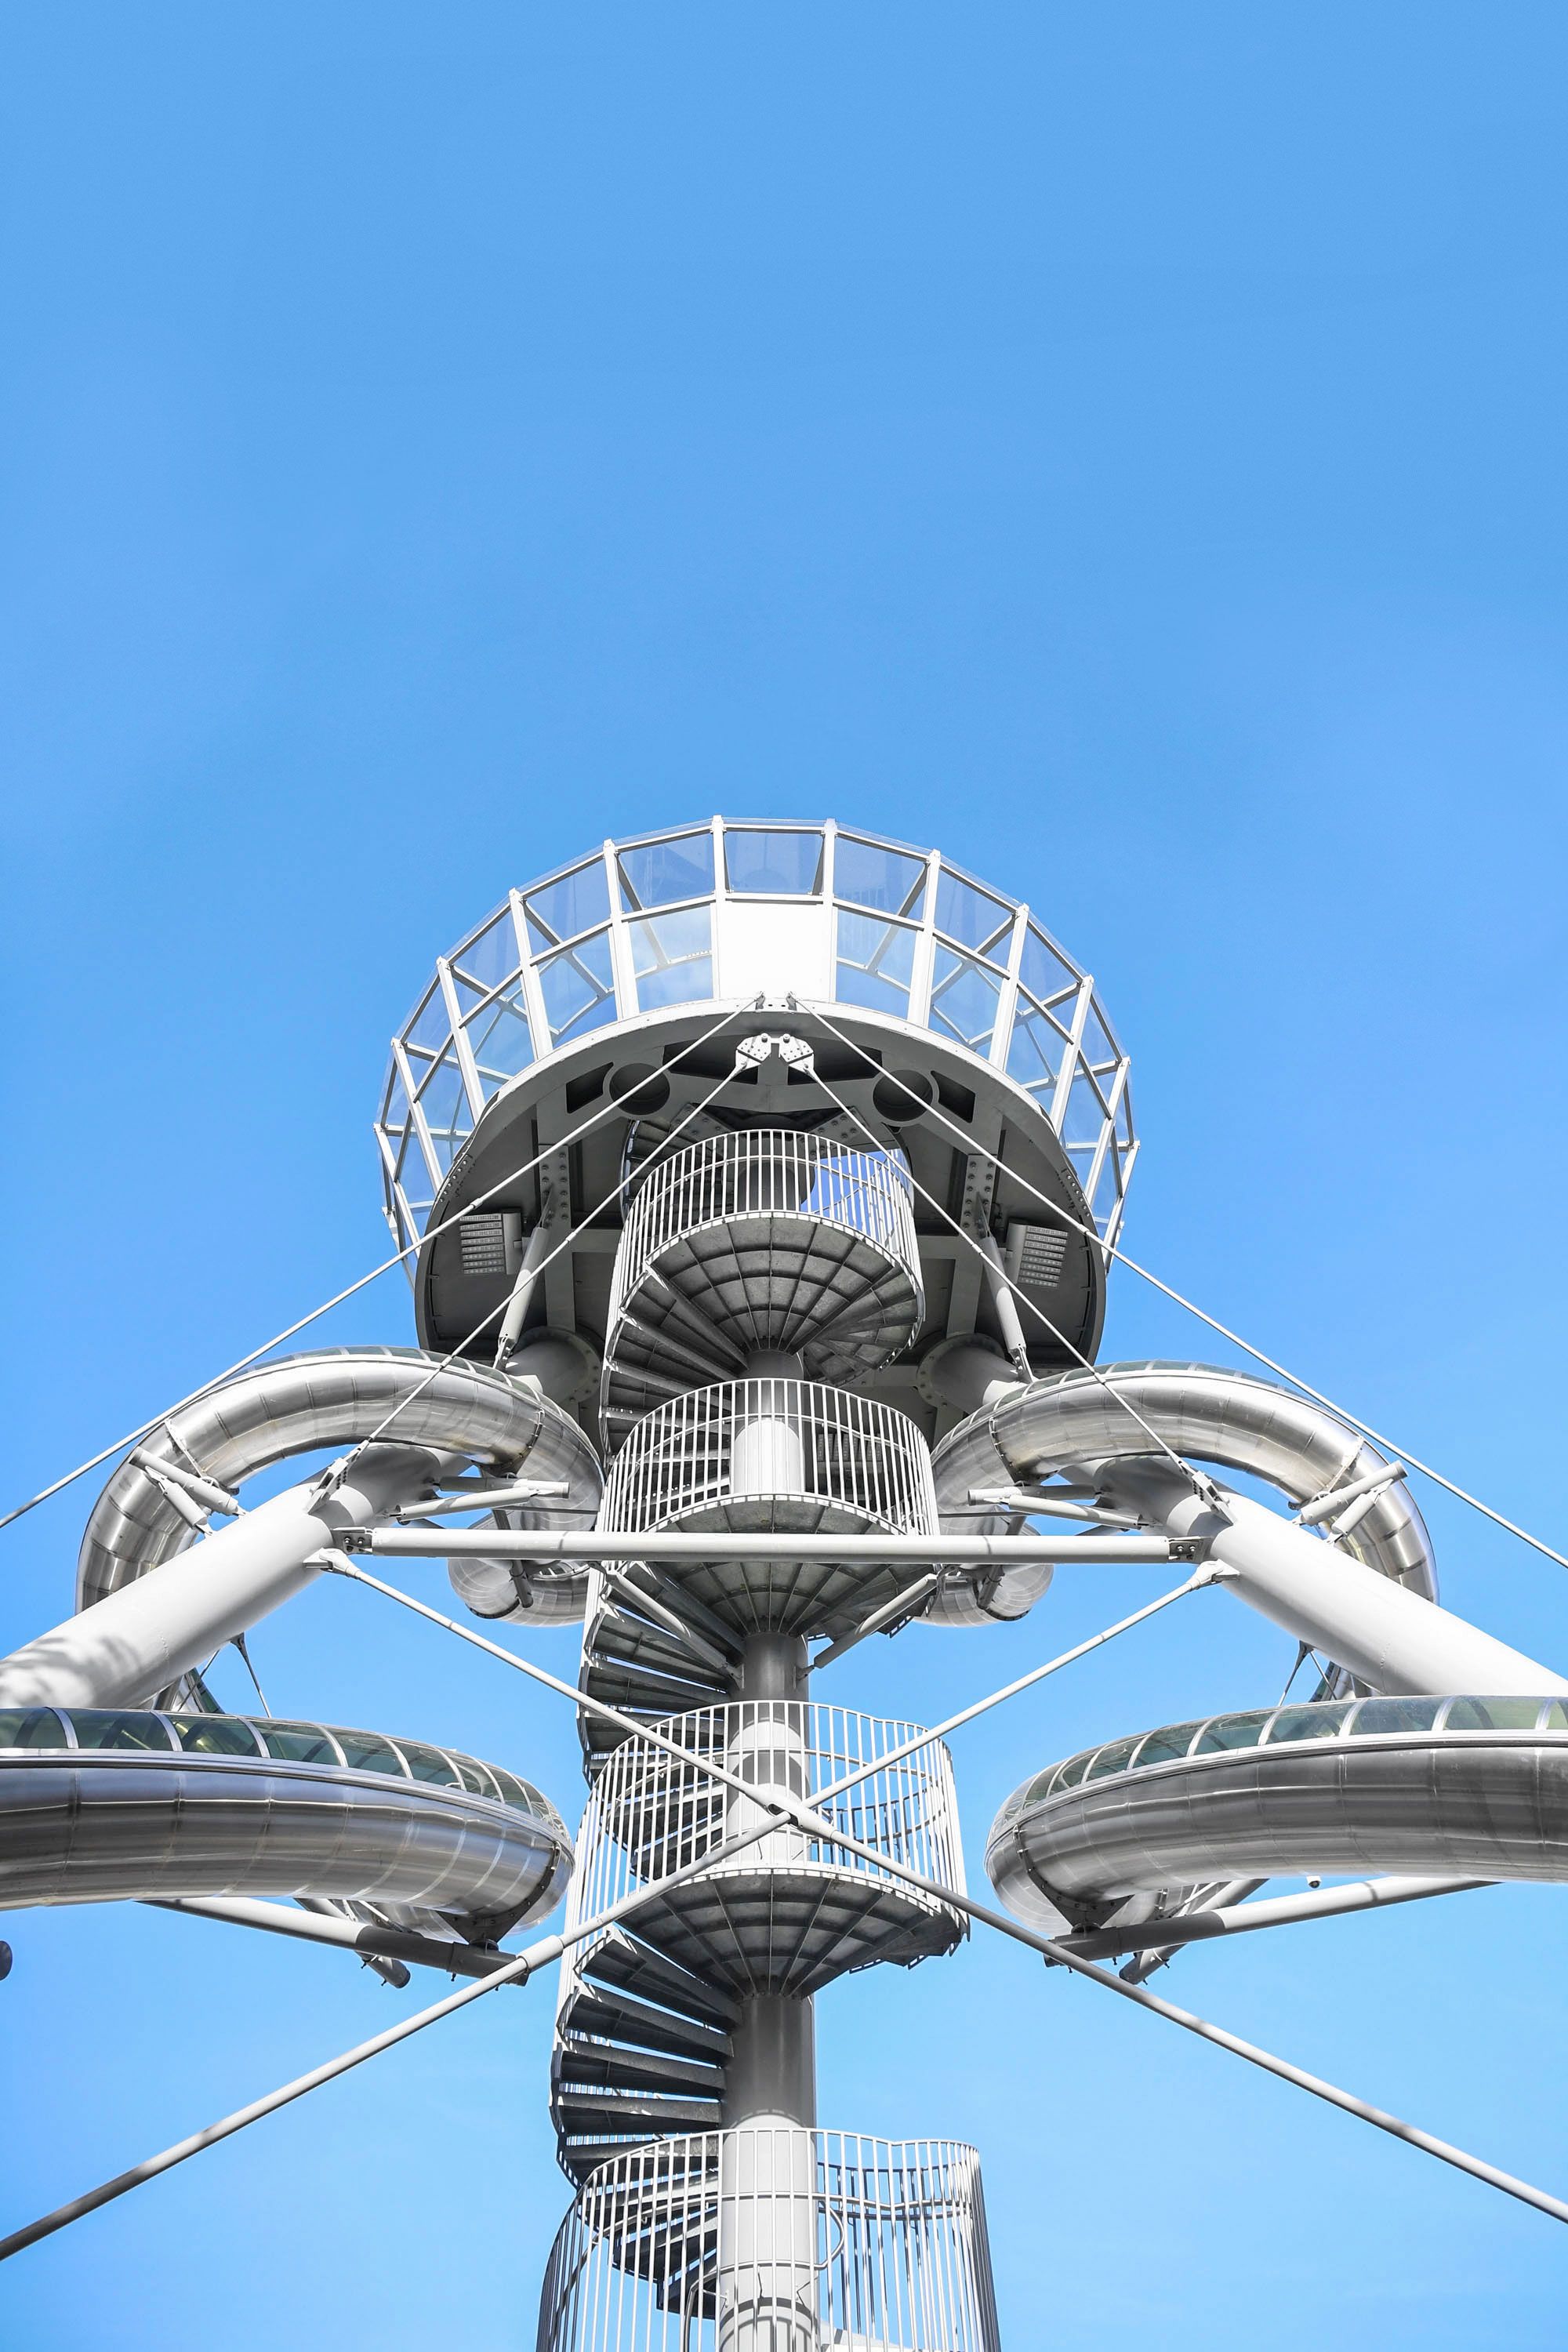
top-left (609, 1129), bottom-right (920, 1333)
top-left (601, 1380), bottom-right (938, 1539)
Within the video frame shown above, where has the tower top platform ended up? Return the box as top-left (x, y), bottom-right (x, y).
top-left (379, 818), bottom-right (1133, 1237)
top-left (375, 819), bottom-right (1136, 1436)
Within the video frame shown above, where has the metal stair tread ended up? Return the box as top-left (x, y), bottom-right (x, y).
top-left (557, 1984), bottom-right (732, 2062)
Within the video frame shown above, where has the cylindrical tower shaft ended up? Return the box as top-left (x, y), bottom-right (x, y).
top-left (728, 1624), bottom-right (815, 2129)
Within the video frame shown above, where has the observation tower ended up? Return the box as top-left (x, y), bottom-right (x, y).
top-left (375, 818), bottom-right (1132, 2347)
top-left (6, 817), bottom-right (1568, 2327)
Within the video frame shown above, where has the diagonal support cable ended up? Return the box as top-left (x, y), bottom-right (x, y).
top-left (797, 993), bottom-right (1568, 1577)
top-left (321, 1047), bottom-right (758, 1497)
top-left (0, 1803), bottom-right (793, 2264)
top-left (318, 1553), bottom-right (1221, 1830)
top-left (0, 998), bottom-right (764, 1538)
top-left (332, 1554), bottom-right (1568, 2230)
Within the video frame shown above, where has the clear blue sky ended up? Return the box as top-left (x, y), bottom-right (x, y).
top-left (4, 5), bottom-right (1568, 2343)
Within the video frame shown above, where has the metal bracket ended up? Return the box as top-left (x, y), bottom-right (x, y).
top-left (737, 1031), bottom-right (817, 1077)
top-left (958, 1152), bottom-right (1000, 1241)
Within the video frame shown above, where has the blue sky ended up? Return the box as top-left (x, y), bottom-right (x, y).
top-left (4, 4), bottom-right (1568, 2342)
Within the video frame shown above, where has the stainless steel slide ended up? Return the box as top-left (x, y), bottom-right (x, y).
top-left (988, 1694), bottom-right (1568, 1935)
top-left (0, 1704), bottom-right (572, 1940)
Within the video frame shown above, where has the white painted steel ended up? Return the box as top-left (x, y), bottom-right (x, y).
top-left (537, 2129), bottom-right (1000, 2352)
top-left (1121, 1471), bottom-right (1568, 1697)
top-left (0, 1447), bottom-right (427, 1712)
top-left (1049, 1873), bottom-right (1490, 1961)
top-left (571, 1705), bottom-right (965, 1937)
top-left (604, 1384), bottom-right (938, 1550)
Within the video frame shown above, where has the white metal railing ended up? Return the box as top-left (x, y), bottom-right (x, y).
top-left (378, 822), bottom-right (1137, 1258)
top-left (570, 1703), bottom-right (965, 1903)
top-left (601, 1382), bottom-right (938, 1541)
top-left (535, 2127), bottom-right (1001, 2352)
top-left (608, 1131), bottom-right (921, 1335)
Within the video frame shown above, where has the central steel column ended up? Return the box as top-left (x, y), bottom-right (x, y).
top-left (720, 1350), bottom-right (819, 2348)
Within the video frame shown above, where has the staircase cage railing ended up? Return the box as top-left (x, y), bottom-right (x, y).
top-left (600, 1383), bottom-right (938, 1540)
top-left (609, 1131), bottom-right (921, 1328)
top-left (575, 1704), bottom-right (966, 1896)
top-left (536, 2127), bottom-right (1002, 2352)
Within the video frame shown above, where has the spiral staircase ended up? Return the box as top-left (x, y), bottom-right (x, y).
top-left (546, 1120), bottom-right (977, 2336)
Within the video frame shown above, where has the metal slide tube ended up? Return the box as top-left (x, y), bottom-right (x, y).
top-left (0, 1446), bottom-right (433, 1711)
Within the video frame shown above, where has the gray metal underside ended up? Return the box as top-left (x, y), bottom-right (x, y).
top-left (596, 1502), bottom-right (942, 1646)
top-left (601, 1218), bottom-right (922, 1439)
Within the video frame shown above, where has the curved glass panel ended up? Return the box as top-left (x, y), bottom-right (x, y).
top-left (935, 870), bottom-right (1011, 958)
top-left (523, 859), bottom-right (610, 952)
top-left (0, 1708), bottom-right (71, 1750)
top-left (170, 1715), bottom-right (263, 1756)
top-left (835, 912), bottom-right (916, 1016)
top-left (466, 982), bottom-right (534, 1081)
top-left (335, 1730), bottom-right (409, 1777)
top-left (629, 906), bottom-right (713, 1009)
top-left (1263, 1702), bottom-right (1354, 1744)
top-left (538, 933), bottom-right (616, 1047)
top-left (447, 1753), bottom-right (490, 1796)
top-left (0, 1707), bottom-right (557, 1825)
top-left (836, 837), bottom-right (927, 919)
top-left (397, 1740), bottom-right (465, 1789)
top-left (725, 828), bottom-right (824, 895)
top-left (1129, 1721), bottom-right (1207, 1769)
top-left (67, 1711), bottom-right (179, 1751)
top-left (261, 1722), bottom-right (343, 1765)
top-left (1349, 1697), bottom-right (1445, 1737)
top-left (377, 822), bottom-right (1137, 1254)
top-left (617, 832), bottom-right (714, 910)
top-left (1443, 1697), bottom-right (1550, 1733)
top-left (1084, 1736), bottom-right (1141, 1782)
top-left (1193, 1711), bottom-right (1273, 1756)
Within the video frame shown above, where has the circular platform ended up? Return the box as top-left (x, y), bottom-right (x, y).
top-left (570, 1701), bottom-right (964, 2001)
top-left (601, 1129), bottom-right (925, 1439)
top-left (598, 1378), bottom-right (939, 1639)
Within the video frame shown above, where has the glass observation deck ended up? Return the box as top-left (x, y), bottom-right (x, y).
top-left (992, 1694), bottom-right (1568, 1833)
top-left (375, 818), bottom-right (1134, 1254)
top-left (0, 1708), bottom-right (564, 1828)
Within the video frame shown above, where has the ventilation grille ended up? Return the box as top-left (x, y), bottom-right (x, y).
top-left (1006, 1221), bottom-right (1069, 1290)
top-left (458, 1215), bottom-right (510, 1279)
